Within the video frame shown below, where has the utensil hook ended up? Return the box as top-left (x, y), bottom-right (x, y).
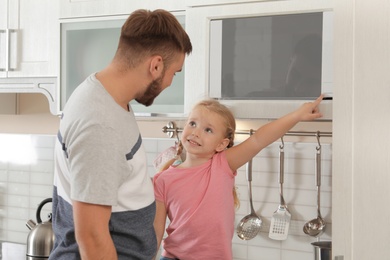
top-left (316, 131), bottom-right (321, 152)
top-left (279, 136), bottom-right (284, 151)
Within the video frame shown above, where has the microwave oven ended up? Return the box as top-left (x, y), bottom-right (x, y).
top-left (199, 8), bottom-right (334, 120)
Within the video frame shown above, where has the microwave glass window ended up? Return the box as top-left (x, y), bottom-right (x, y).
top-left (210, 12), bottom-right (330, 100)
top-left (61, 16), bottom-right (186, 114)
top-left (65, 27), bottom-right (120, 103)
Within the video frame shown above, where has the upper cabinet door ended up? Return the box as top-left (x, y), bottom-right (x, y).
top-left (0, 0), bottom-right (7, 78)
top-left (0, 0), bottom-right (59, 78)
top-left (59, 0), bottom-right (186, 18)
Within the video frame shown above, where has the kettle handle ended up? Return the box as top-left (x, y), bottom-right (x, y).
top-left (36, 198), bottom-right (52, 223)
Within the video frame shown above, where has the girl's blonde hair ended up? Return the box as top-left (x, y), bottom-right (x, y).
top-left (161, 99), bottom-right (240, 208)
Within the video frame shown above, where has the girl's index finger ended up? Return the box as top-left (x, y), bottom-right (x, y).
top-left (314, 94), bottom-right (324, 105)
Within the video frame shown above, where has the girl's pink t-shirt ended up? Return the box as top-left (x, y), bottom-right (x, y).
top-left (154, 151), bottom-right (236, 260)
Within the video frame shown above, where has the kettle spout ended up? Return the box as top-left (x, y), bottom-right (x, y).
top-left (26, 219), bottom-right (36, 230)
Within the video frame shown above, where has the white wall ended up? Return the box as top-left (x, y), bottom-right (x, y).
top-left (333, 0), bottom-right (390, 259)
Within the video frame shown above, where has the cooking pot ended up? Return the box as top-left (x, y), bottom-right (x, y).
top-left (312, 241), bottom-right (332, 260)
top-left (26, 198), bottom-right (54, 260)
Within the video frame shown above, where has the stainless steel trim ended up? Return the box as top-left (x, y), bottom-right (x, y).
top-left (162, 121), bottom-right (333, 138)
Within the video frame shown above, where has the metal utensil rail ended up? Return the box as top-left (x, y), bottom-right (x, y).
top-left (162, 121), bottom-right (332, 138)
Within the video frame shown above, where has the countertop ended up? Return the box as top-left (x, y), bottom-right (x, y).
top-left (0, 242), bottom-right (26, 260)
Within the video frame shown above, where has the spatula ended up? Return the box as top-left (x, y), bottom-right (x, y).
top-left (269, 140), bottom-right (291, 240)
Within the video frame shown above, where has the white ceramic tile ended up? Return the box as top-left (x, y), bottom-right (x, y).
top-left (7, 171), bottom-right (30, 184)
top-left (6, 231), bottom-right (28, 244)
top-left (157, 139), bottom-right (176, 153)
top-left (281, 233), bottom-right (314, 252)
top-left (146, 152), bottom-right (158, 167)
top-left (34, 147), bottom-right (55, 161)
top-left (7, 163), bottom-right (30, 172)
top-left (0, 230), bottom-right (6, 241)
top-left (29, 171), bottom-right (54, 186)
top-left (7, 206), bottom-right (29, 220)
top-left (0, 171), bottom-right (7, 182)
top-left (281, 249), bottom-right (312, 260)
top-left (7, 183), bottom-right (29, 196)
top-left (7, 219), bottom-right (27, 232)
top-left (29, 185), bottom-right (53, 198)
top-left (0, 193), bottom-right (8, 208)
top-left (31, 135), bottom-right (55, 148)
top-left (247, 245), bottom-right (281, 260)
top-left (142, 139), bottom-right (158, 153)
top-left (232, 243), bottom-right (248, 259)
top-left (30, 160), bottom-right (55, 174)
top-left (0, 162), bottom-right (7, 170)
top-left (7, 195), bottom-right (29, 208)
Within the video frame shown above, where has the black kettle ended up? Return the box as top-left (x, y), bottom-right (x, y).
top-left (26, 198), bottom-right (55, 260)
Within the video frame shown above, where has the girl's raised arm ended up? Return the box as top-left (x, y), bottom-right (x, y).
top-left (226, 95), bottom-right (323, 171)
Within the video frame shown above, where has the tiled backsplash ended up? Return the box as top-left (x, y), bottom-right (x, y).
top-left (0, 134), bottom-right (55, 243)
top-left (0, 134), bottom-right (331, 260)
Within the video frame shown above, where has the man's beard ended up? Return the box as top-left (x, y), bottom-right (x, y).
top-left (135, 76), bottom-right (163, 107)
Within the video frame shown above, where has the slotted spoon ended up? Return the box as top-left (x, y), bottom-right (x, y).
top-left (269, 140), bottom-right (291, 240)
top-left (236, 159), bottom-right (262, 240)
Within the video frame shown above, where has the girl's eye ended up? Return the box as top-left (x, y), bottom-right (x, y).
top-left (189, 121), bottom-right (196, 127)
top-left (205, 128), bottom-right (213, 133)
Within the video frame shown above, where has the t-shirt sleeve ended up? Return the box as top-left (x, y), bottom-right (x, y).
top-left (68, 124), bottom-right (127, 205)
top-left (215, 151), bottom-right (237, 178)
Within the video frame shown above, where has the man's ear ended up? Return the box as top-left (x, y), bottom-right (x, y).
top-left (150, 55), bottom-right (164, 79)
top-left (216, 138), bottom-right (230, 152)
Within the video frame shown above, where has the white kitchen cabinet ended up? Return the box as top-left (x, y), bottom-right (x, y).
top-left (0, 0), bottom-right (59, 115)
top-left (59, 0), bottom-right (186, 19)
top-left (184, 0), bottom-right (333, 119)
top-left (0, 0), bottom-right (58, 78)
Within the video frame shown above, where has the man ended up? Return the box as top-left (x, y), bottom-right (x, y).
top-left (50, 9), bottom-right (192, 260)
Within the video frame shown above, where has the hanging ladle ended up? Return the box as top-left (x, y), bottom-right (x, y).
top-left (237, 130), bottom-right (262, 240)
top-left (303, 132), bottom-right (326, 237)
top-left (236, 158), bottom-right (262, 240)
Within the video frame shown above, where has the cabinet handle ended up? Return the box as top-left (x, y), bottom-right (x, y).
top-left (0, 29), bottom-right (5, 71)
top-left (6, 29), bottom-right (16, 72)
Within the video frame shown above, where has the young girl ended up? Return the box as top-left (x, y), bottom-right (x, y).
top-left (153, 96), bottom-right (323, 260)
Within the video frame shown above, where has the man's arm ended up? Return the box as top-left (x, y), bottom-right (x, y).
top-left (73, 200), bottom-right (117, 260)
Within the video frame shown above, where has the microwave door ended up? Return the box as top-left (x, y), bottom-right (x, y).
top-left (209, 20), bottom-right (223, 99)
